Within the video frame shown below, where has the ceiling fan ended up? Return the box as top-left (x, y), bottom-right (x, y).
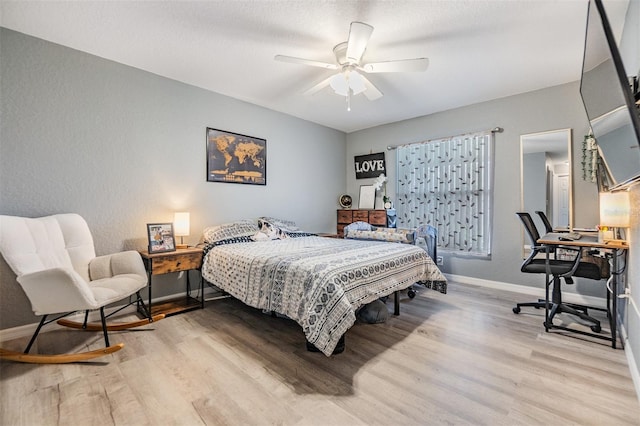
top-left (275, 21), bottom-right (429, 110)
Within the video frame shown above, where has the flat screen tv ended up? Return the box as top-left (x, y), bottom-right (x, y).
top-left (580, 0), bottom-right (640, 190)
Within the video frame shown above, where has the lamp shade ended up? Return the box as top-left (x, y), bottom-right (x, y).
top-left (599, 191), bottom-right (630, 228)
top-left (329, 70), bottom-right (366, 96)
top-left (173, 212), bottom-right (190, 236)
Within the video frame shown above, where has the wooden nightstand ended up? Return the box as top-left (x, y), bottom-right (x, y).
top-left (139, 247), bottom-right (204, 317)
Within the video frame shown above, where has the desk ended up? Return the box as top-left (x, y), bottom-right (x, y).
top-left (537, 233), bottom-right (628, 348)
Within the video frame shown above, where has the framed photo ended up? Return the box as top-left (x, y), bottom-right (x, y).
top-left (206, 127), bottom-right (266, 185)
top-left (147, 223), bottom-right (176, 253)
top-left (358, 185), bottom-right (376, 209)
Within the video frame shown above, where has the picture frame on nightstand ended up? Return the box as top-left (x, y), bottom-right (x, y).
top-left (147, 223), bottom-right (176, 253)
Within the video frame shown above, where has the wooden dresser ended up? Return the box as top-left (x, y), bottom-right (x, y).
top-left (337, 209), bottom-right (387, 237)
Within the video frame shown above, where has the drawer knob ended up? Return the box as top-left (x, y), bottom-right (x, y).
top-left (176, 261), bottom-right (181, 267)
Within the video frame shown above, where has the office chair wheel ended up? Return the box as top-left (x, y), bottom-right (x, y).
top-left (590, 324), bottom-right (601, 333)
top-left (408, 289), bottom-right (416, 299)
top-left (512, 306), bottom-right (521, 314)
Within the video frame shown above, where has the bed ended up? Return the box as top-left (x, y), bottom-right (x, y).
top-left (200, 218), bottom-right (447, 356)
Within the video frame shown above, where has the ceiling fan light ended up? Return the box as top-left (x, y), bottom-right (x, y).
top-left (330, 73), bottom-right (348, 96)
top-left (349, 71), bottom-right (366, 95)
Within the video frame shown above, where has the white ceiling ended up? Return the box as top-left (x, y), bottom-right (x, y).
top-left (0, 0), bottom-right (631, 133)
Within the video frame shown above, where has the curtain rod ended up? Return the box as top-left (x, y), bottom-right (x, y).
top-left (386, 127), bottom-right (504, 150)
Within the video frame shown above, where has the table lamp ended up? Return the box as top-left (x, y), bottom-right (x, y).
top-left (599, 191), bottom-right (630, 240)
top-left (173, 212), bottom-right (190, 249)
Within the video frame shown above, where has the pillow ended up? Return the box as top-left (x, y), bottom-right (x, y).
top-left (343, 221), bottom-right (373, 238)
top-left (372, 227), bottom-right (416, 244)
top-left (344, 221), bottom-right (373, 232)
top-left (258, 216), bottom-right (299, 232)
top-left (252, 219), bottom-right (288, 241)
top-left (203, 220), bottom-right (259, 244)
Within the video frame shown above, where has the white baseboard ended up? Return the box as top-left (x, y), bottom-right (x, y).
top-left (444, 273), bottom-right (607, 308)
top-left (0, 287), bottom-right (221, 343)
top-left (618, 320), bottom-right (640, 404)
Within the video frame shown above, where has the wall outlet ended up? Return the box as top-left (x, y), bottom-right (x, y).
top-left (436, 256), bottom-right (443, 266)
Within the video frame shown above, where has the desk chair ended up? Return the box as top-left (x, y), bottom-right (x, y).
top-left (0, 213), bottom-right (164, 363)
top-left (535, 210), bottom-right (554, 233)
top-left (407, 224), bottom-right (438, 299)
top-left (513, 212), bottom-right (603, 333)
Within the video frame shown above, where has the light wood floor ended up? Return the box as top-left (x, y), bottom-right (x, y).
top-left (1, 281), bottom-right (639, 425)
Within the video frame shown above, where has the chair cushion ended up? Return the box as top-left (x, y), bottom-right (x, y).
top-left (89, 274), bottom-right (147, 307)
top-left (0, 214), bottom-right (95, 282)
top-left (17, 267), bottom-right (98, 315)
top-left (89, 251), bottom-right (147, 280)
top-left (523, 259), bottom-right (602, 280)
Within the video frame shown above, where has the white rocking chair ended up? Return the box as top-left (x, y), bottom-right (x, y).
top-left (0, 213), bottom-right (164, 363)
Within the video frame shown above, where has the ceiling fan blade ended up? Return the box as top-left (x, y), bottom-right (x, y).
top-left (362, 58), bottom-right (429, 73)
top-left (361, 75), bottom-right (383, 100)
top-left (274, 55), bottom-right (338, 70)
top-left (346, 22), bottom-right (374, 63)
top-left (303, 76), bottom-right (333, 96)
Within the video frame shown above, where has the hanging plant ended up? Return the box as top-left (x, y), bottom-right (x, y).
top-left (582, 134), bottom-right (598, 183)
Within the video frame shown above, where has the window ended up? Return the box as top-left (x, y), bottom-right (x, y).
top-left (396, 130), bottom-right (494, 257)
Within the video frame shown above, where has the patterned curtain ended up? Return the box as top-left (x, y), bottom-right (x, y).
top-left (396, 131), bottom-right (494, 257)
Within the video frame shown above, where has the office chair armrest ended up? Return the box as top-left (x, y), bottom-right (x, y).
top-left (532, 244), bottom-right (581, 258)
top-left (532, 245), bottom-right (584, 277)
top-left (89, 250), bottom-right (147, 281)
top-left (17, 268), bottom-right (98, 315)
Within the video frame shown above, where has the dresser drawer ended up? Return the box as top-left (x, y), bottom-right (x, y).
top-left (368, 210), bottom-right (387, 226)
top-left (353, 210), bottom-right (369, 222)
top-left (337, 210), bottom-right (353, 224)
top-left (149, 252), bottom-right (202, 275)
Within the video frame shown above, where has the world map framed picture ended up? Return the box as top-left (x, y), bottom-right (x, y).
top-left (206, 127), bottom-right (267, 185)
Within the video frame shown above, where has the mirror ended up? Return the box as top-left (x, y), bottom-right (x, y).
top-left (520, 128), bottom-right (573, 252)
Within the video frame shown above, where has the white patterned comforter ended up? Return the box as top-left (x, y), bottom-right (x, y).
top-left (201, 236), bottom-right (447, 356)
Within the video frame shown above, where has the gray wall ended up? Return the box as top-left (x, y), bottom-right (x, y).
top-left (346, 81), bottom-right (600, 293)
top-left (0, 28), bottom-right (346, 329)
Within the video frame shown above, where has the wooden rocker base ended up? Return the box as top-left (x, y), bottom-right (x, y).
top-left (56, 314), bottom-right (166, 331)
top-left (0, 343), bottom-right (124, 364)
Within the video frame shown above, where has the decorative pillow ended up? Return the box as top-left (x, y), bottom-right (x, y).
top-left (372, 227), bottom-right (416, 244)
top-left (252, 219), bottom-right (289, 241)
top-left (344, 221), bottom-right (373, 232)
top-left (258, 216), bottom-right (299, 232)
top-left (343, 221), bottom-right (372, 238)
top-left (203, 220), bottom-right (259, 244)
top-left (345, 227), bottom-right (416, 244)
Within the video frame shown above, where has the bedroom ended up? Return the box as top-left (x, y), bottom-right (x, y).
top-left (1, 0), bottom-right (640, 423)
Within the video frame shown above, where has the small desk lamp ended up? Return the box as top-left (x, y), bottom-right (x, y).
top-left (599, 191), bottom-right (630, 240)
top-left (173, 212), bottom-right (190, 249)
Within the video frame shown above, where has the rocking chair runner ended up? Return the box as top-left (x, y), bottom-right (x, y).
top-left (0, 213), bottom-right (164, 363)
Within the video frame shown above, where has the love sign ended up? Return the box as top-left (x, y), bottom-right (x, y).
top-left (354, 152), bottom-right (386, 179)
